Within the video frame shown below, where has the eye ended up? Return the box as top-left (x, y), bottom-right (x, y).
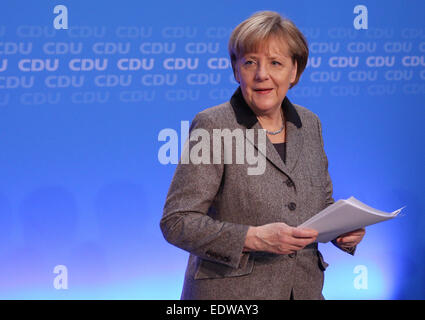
top-left (244, 60), bottom-right (255, 65)
top-left (271, 60), bottom-right (282, 66)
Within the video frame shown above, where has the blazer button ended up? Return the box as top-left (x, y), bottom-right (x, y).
top-left (288, 253), bottom-right (296, 258)
top-left (286, 179), bottom-right (294, 188)
top-left (288, 202), bottom-right (297, 211)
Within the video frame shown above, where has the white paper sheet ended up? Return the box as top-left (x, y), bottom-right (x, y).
top-left (298, 196), bottom-right (405, 243)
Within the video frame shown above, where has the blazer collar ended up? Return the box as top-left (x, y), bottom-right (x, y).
top-left (230, 87), bottom-right (302, 130)
top-left (229, 86), bottom-right (304, 176)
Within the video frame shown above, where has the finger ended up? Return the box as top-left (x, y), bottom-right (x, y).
top-left (340, 235), bottom-right (363, 243)
top-left (288, 236), bottom-right (316, 248)
top-left (340, 244), bottom-right (355, 250)
top-left (338, 238), bottom-right (359, 247)
top-left (292, 227), bottom-right (319, 239)
top-left (285, 238), bottom-right (318, 252)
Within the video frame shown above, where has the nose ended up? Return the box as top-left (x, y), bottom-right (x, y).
top-left (254, 63), bottom-right (269, 81)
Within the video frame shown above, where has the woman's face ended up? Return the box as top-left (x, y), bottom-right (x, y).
top-left (234, 37), bottom-right (297, 115)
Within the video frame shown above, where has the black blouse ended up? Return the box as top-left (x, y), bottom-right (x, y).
top-left (273, 142), bottom-right (286, 164)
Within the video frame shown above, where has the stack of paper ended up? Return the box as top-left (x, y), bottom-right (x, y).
top-left (299, 196), bottom-right (405, 243)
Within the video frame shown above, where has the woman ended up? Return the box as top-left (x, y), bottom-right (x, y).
top-left (160, 11), bottom-right (365, 300)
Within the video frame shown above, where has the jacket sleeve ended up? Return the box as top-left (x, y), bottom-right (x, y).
top-left (160, 112), bottom-right (250, 269)
top-left (316, 116), bottom-right (356, 255)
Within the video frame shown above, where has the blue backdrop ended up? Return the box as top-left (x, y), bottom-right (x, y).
top-left (0, 0), bottom-right (424, 299)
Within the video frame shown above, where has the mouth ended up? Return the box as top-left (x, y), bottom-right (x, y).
top-left (253, 88), bottom-right (273, 94)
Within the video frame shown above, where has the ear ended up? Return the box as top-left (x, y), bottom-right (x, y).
top-left (290, 60), bottom-right (298, 84)
top-left (233, 63), bottom-right (240, 83)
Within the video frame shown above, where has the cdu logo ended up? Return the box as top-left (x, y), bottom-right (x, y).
top-left (69, 58), bottom-right (108, 71)
top-left (310, 42), bottom-right (340, 54)
top-left (18, 59), bottom-right (59, 72)
top-left (139, 42), bottom-right (176, 54)
top-left (205, 27), bottom-right (232, 38)
top-left (117, 58), bottom-right (154, 71)
top-left (115, 26), bottom-right (153, 38)
top-left (165, 89), bottom-right (200, 101)
top-left (348, 71), bottom-right (378, 82)
top-left (45, 75), bottom-right (85, 88)
top-left (120, 90), bottom-right (156, 103)
top-left (185, 42), bottom-right (220, 54)
top-left (347, 42), bottom-right (377, 53)
top-left (162, 26), bottom-right (197, 38)
top-left (141, 74), bottom-right (177, 86)
top-left (0, 76), bottom-right (34, 89)
top-left (163, 58), bottom-right (199, 70)
top-left (186, 73), bottom-right (221, 85)
top-left (20, 92), bottom-right (61, 105)
top-left (328, 56), bottom-right (360, 68)
top-left (43, 42), bottom-right (83, 54)
top-left (0, 42), bottom-right (32, 54)
top-left (207, 58), bottom-right (231, 70)
top-left (93, 42), bottom-right (131, 54)
top-left (366, 56), bottom-right (395, 67)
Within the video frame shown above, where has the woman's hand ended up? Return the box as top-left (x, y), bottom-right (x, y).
top-left (335, 228), bottom-right (366, 250)
top-left (243, 223), bottom-right (318, 254)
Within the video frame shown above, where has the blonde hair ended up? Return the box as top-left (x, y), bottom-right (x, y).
top-left (228, 11), bottom-right (309, 88)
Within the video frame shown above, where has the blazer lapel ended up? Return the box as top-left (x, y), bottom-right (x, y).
top-left (284, 115), bottom-right (304, 173)
top-left (230, 87), bottom-right (304, 176)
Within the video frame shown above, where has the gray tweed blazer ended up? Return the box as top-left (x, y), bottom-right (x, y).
top-left (160, 87), bottom-right (354, 300)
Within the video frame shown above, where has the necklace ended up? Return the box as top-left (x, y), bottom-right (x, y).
top-left (266, 123), bottom-right (284, 135)
top-left (264, 109), bottom-right (285, 135)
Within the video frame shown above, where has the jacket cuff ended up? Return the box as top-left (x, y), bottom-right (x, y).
top-left (331, 239), bottom-right (357, 256)
top-left (202, 223), bottom-right (250, 269)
